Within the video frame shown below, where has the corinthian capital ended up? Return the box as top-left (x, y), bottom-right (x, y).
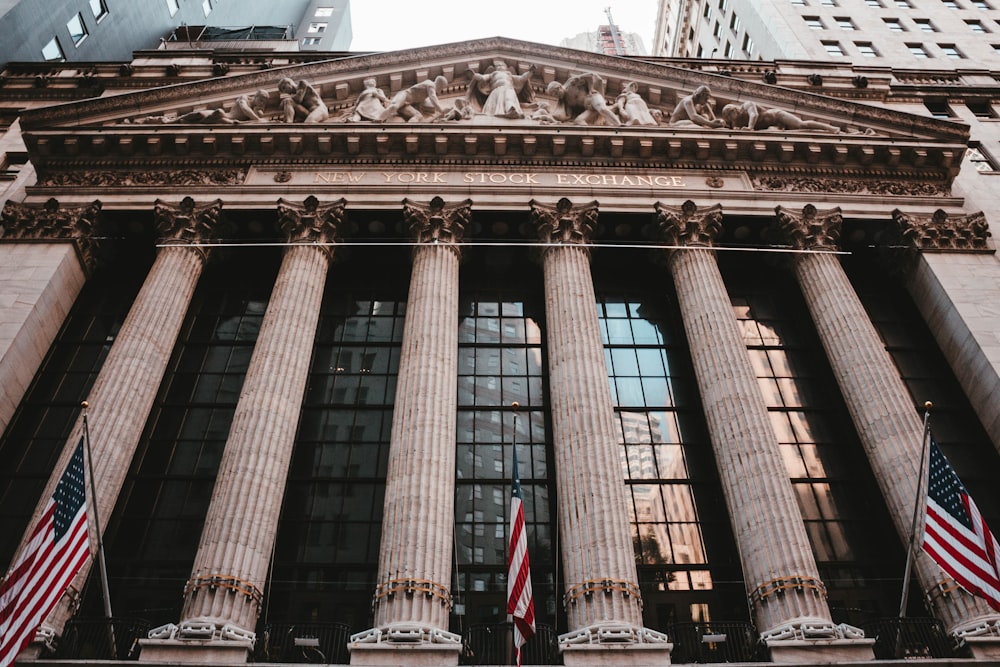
top-left (1, 197), bottom-right (103, 271)
top-left (530, 198), bottom-right (599, 246)
top-left (403, 196), bottom-right (471, 248)
top-left (654, 200), bottom-right (722, 247)
top-left (277, 196), bottom-right (345, 258)
top-left (892, 208), bottom-right (991, 251)
top-left (154, 197), bottom-right (225, 250)
top-left (775, 204), bottom-right (842, 251)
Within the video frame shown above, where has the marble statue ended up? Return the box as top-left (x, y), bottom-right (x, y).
top-left (378, 76), bottom-right (448, 122)
top-left (721, 100), bottom-right (841, 133)
top-left (347, 77), bottom-right (390, 122)
top-left (669, 85), bottom-right (725, 128)
top-left (466, 60), bottom-right (535, 119)
top-left (127, 90), bottom-right (269, 124)
top-left (613, 81), bottom-right (659, 126)
top-left (546, 72), bottom-right (621, 126)
top-left (437, 97), bottom-right (473, 122)
top-left (278, 77), bottom-right (329, 123)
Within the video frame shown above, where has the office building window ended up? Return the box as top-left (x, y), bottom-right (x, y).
top-left (908, 43), bottom-right (931, 57)
top-left (202, 0), bottom-right (212, 17)
top-left (968, 146), bottom-right (999, 171)
top-left (973, 0), bottom-right (993, 7)
top-left (66, 13), bottom-right (88, 46)
top-left (856, 41), bottom-right (880, 56)
top-left (824, 40), bottom-right (846, 55)
top-left (966, 20), bottom-right (988, 32)
top-left (309, 22), bottom-right (328, 33)
top-left (730, 13), bottom-right (741, 31)
top-left (866, 0), bottom-right (883, 6)
top-left (895, 0), bottom-right (913, 7)
top-left (791, 0), bottom-right (808, 6)
top-left (302, 37), bottom-right (322, 46)
top-left (89, 0), bottom-right (109, 21)
top-left (942, 0), bottom-right (962, 7)
top-left (725, 41), bottom-right (734, 57)
top-left (967, 101), bottom-right (997, 117)
top-left (924, 99), bottom-right (953, 117)
top-left (805, 16), bottom-right (824, 28)
top-left (940, 43), bottom-right (965, 58)
top-left (836, 17), bottom-right (857, 29)
top-left (883, 18), bottom-right (905, 30)
top-left (41, 36), bottom-right (65, 61)
top-left (315, 7), bottom-right (335, 16)
top-left (820, 0), bottom-right (838, 7)
top-left (719, 0), bottom-right (729, 11)
top-left (165, 0), bottom-right (179, 16)
top-left (743, 33), bottom-right (755, 55)
top-left (914, 19), bottom-right (937, 31)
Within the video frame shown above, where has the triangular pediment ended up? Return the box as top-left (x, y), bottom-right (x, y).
top-left (17, 37), bottom-right (968, 180)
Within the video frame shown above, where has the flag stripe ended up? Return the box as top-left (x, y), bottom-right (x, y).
top-left (508, 445), bottom-right (535, 667)
top-left (0, 438), bottom-right (90, 667)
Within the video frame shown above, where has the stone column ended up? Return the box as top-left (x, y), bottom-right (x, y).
top-left (530, 198), bottom-right (670, 666)
top-left (143, 198), bottom-right (345, 658)
top-left (11, 197), bottom-right (221, 647)
top-left (349, 197), bottom-right (469, 666)
top-left (0, 198), bottom-right (99, 436)
top-left (777, 204), bottom-right (1000, 647)
top-left (654, 201), bottom-right (870, 661)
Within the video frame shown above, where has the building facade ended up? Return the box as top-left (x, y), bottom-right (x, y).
top-left (2, 37), bottom-right (1000, 666)
top-left (0, 0), bottom-right (351, 66)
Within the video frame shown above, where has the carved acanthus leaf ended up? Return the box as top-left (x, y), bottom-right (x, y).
top-left (403, 196), bottom-right (471, 247)
top-left (752, 176), bottom-right (949, 197)
top-left (1, 197), bottom-right (103, 271)
top-left (154, 197), bottom-right (225, 248)
top-left (892, 209), bottom-right (991, 251)
top-left (40, 169), bottom-right (246, 187)
top-left (654, 200), bottom-right (723, 247)
top-left (775, 204), bottom-right (842, 251)
top-left (277, 196), bottom-right (346, 254)
top-left (530, 198), bottom-right (599, 246)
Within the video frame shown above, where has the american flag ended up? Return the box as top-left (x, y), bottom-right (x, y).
top-left (922, 435), bottom-right (1000, 611)
top-left (507, 445), bottom-right (535, 667)
top-left (0, 438), bottom-right (91, 667)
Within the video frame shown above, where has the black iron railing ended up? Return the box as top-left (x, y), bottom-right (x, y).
top-left (253, 621), bottom-right (351, 664)
top-left (50, 617), bottom-right (149, 660)
top-left (862, 617), bottom-right (957, 659)
top-left (668, 621), bottom-right (766, 663)
top-left (461, 622), bottom-right (560, 665)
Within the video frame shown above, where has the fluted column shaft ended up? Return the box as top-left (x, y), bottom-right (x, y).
top-left (780, 205), bottom-right (999, 632)
top-left (20, 199), bottom-right (219, 637)
top-left (180, 198), bottom-right (342, 634)
top-left (372, 198), bottom-right (469, 633)
top-left (531, 199), bottom-right (643, 633)
top-left (656, 202), bottom-right (833, 636)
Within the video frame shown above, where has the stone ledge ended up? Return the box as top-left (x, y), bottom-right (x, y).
top-left (137, 638), bottom-right (252, 664)
top-left (766, 637), bottom-right (876, 664)
top-left (963, 636), bottom-right (1000, 660)
top-left (561, 641), bottom-right (674, 666)
top-left (348, 641), bottom-right (462, 666)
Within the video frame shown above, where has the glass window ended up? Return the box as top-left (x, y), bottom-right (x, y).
top-left (856, 41), bottom-right (879, 56)
top-left (968, 146), bottom-right (999, 172)
top-left (704, 3), bottom-right (713, 17)
top-left (791, 0), bottom-right (807, 6)
top-left (866, 0), bottom-right (883, 6)
top-left (823, 40), bottom-right (846, 55)
top-left (820, 0), bottom-right (838, 6)
top-left (914, 18), bottom-right (937, 31)
top-left (202, 0), bottom-right (212, 16)
top-left (309, 22), bottom-right (328, 33)
top-left (974, 0), bottom-right (993, 7)
top-left (41, 36), bottom-right (65, 61)
top-left (730, 13), bottom-right (741, 31)
top-left (836, 17), bottom-right (856, 29)
top-left (165, 0), bottom-right (180, 16)
top-left (743, 33), bottom-right (755, 54)
top-left (302, 37), bottom-right (322, 46)
top-left (908, 42), bottom-right (931, 57)
top-left (967, 20), bottom-right (988, 32)
top-left (315, 7), bottom-right (335, 16)
top-left (724, 41), bottom-right (734, 57)
top-left (924, 99), bottom-right (953, 117)
top-left (713, 21), bottom-right (722, 37)
top-left (66, 13), bottom-right (88, 45)
top-left (895, 0), bottom-right (913, 7)
top-left (883, 18), bottom-right (905, 31)
top-left (967, 101), bottom-right (996, 117)
top-left (805, 16), bottom-right (824, 28)
top-left (940, 43), bottom-right (965, 58)
top-left (942, 0), bottom-right (961, 7)
top-left (89, 0), bottom-right (109, 20)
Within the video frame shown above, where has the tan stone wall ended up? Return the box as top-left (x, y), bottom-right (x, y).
top-left (0, 242), bottom-right (85, 435)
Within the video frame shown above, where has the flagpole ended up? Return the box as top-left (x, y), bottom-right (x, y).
top-left (898, 401), bottom-right (933, 619)
top-left (81, 401), bottom-right (116, 658)
top-left (508, 401), bottom-right (519, 667)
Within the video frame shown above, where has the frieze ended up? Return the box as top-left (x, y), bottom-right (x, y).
top-left (39, 169), bottom-right (247, 187)
top-left (752, 176), bottom-right (949, 197)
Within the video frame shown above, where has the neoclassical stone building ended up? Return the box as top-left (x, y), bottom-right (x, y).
top-left (3, 38), bottom-right (1000, 666)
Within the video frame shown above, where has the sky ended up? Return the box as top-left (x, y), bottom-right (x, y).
top-left (348, 1), bottom-right (658, 53)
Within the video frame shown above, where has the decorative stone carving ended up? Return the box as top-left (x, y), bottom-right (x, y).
top-left (613, 81), bottom-right (660, 126)
top-left (277, 196), bottom-right (345, 255)
top-left (722, 100), bottom-right (842, 133)
top-left (402, 196), bottom-right (471, 249)
top-left (669, 85), bottom-right (725, 128)
top-left (153, 197), bottom-right (224, 252)
top-left (545, 72), bottom-right (620, 126)
top-left (346, 77), bottom-right (389, 122)
top-left (775, 204), bottom-right (843, 251)
top-left (1, 197), bottom-right (102, 270)
top-left (752, 176), bottom-right (949, 197)
top-left (279, 77), bottom-right (329, 123)
top-left (436, 98), bottom-right (473, 122)
top-left (892, 208), bottom-right (992, 251)
top-left (653, 199), bottom-right (723, 247)
top-left (466, 59), bottom-right (534, 119)
top-left (530, 197), bottom-right (599, 246)
top-left (126, 91), bottom-right (268, 124)
top-left (380, 76), bottom-right (448, 122)
top-left (39, 169), bottom-right (246, 187)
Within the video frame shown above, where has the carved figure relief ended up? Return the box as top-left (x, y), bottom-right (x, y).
top-left (379, 76), bottom-right (448, 122)
top-left (466, 60), bottom-right (535, 119)
top-left (722, 100), bottom-right (841, 133)
top-left (613, 81), bottom-right (660, 126)
top-left (669, 86), bottom-right (725, 128)
top-left (347, 77), bottom-right (389, 122)
top-left (279, 77), bottom-right (329, 123)
top-left (546, 72), bottom-right (620, 126)
top-left (126, 91), bottom-right (269, 125)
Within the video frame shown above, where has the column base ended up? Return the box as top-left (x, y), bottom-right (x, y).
top-left (348, 624), bottom-right (462, 666)
top-left (559, 624), bottom-right (673, 665)
top-left (962, 636), bottom-right (1000, 660)
top-left (137, 638), bottom-right (252, 664)
top-left (766, 638), bottom-right (875, 664)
